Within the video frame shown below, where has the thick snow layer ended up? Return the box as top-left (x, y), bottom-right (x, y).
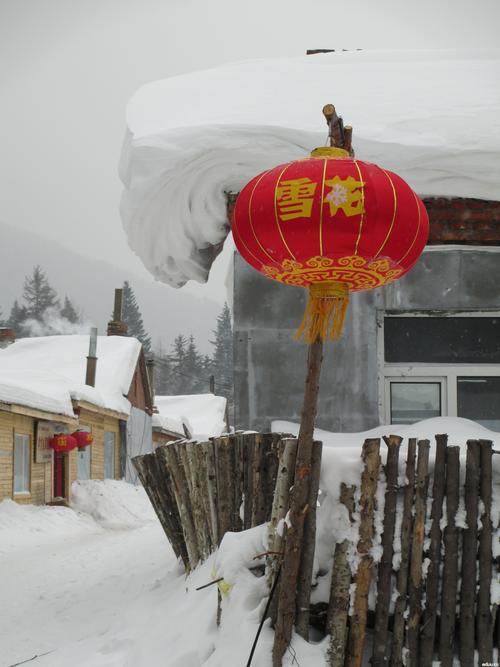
top-left (153, 393), bottom-right (227, 440)
top-left (0, 335), bottom-right (141, 417)
top-left (120, 49), bottom-right (500, 287)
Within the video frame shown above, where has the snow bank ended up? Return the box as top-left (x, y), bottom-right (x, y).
top-left (154, 393), bottom-right (227, 440)
top-left (120, 48), bottom-right (500, 287)
top-left (71, 479), bottom-right (156, 529)
top-left (0, 334), bottom-right (141, 416)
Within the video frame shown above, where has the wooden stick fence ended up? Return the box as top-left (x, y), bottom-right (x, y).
top-left (133, 433), bottom-right (498, 666)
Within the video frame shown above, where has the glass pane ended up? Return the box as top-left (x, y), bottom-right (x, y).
top-left (14, 434), bottom-right (29, 493)
top-left (457, 377), bottom-right (500, 432)
top-left (104, 432), bottom-right (115, 479)
top-left (385, 317), bottom-right (500, 364)
top-left (390, 382), bottom-right (441, 425)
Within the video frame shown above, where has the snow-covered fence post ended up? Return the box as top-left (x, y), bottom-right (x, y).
top-left (459, 439), bottom-right (480, 665)
top-left (326, 483), bottom-right (356, 667)
top-left (406, 439), bottom-right (430, 667)
top-left (346, 438), bottom-right (381, 667)
top-left (214, 435), bottom-right (235, 541)
top-left (419, 433), bottom-right (447, 666)
top-left (372, 434), bottom-right (402, 667)
top-left (295, 439), bottom-right (323, 640)
top-left (478, 438), bottom-right (494, 663)
top-left (390, 437), bottom-right (417, 667)
top-left (438, 445), bottom-right (460, 666)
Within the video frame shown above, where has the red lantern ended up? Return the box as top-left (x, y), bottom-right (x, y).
top-left (49, 434), bottom-right (78, 453)
top-left (72, 431), bottom-right (93, 448)
top-left (232, 147), bottom-right (429, 342)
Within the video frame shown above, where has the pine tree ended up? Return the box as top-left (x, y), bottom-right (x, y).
top-left (183, 335), bottom-right (205, 393)
top-left (22, 266), bottom-right (59, 321)
top-left (121, 281), bottom-right (152, 352)
top-left (7, 300), bottom-right (28, 337)
top-left (60, 296), bottom-right (79, 324)
top-left (169, 334), bottom-right (188, 394)
top-left (211, 302), bottom-right (233, 400)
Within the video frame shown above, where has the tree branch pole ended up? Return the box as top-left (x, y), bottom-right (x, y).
top-left (272, 336), bottom-right (324, 666)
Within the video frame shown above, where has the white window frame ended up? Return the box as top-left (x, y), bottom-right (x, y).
top-left (377, 310), bottom-right (500, 425)
top-left (13, 432), bottom-right (31, 495)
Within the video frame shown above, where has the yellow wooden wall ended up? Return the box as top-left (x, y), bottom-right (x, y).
top-left (0, 407), bottom-right (122, 506)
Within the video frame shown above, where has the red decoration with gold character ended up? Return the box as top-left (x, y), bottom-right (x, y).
top-left (232, 147), bottom-right (429, 342)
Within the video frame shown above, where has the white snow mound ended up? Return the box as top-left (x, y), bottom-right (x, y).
top-left (120, 48), bottom-right (500, 287)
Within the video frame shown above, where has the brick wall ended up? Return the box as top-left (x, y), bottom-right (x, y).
top-left (425, 197), bottom-right (500, 245)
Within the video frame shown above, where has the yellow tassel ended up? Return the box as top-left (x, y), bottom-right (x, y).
top-left (295, 282), bottom-right (349, 344)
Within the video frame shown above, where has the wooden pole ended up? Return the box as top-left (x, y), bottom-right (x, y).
top-left (272, 336), bottom-right (324, 666)
top-left (477, 439), bottom-right (494, 663)
top-left (326, 483), bottom-right (356, 667)
top-left (438, 446), bottom-right (460, 667)
top-left (460, 440), bottom-right (480, 665)
top-left (419, 433), bottom-right (448, 666)
top-left (372, 434), bottom-right (402, 667)
top-left (406, 439), bottom-right (430, 667)
top-left (390, 438), bottom-right (417, 667)
top-left (295, 439), bottom-right (323, 639)
top-left (346, 438), bottom-right (381, 667)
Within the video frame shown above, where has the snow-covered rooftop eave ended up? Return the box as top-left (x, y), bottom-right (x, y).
top-left (71, 398), bottom-right (130, 422)
top-left (0, 399), bottom-right (78, 426)
top-left (120, 48), bottom-right (500, 288)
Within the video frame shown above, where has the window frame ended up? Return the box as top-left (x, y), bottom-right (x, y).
top-left (378, 310), bottom-right (500, 425)
top-left (13, 431), bottom-right (31, 496)
top-left (76, 424), bottom-right (92, 481)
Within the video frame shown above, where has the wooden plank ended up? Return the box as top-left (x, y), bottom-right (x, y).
top-left (477, 439), bottom-right (494, 663)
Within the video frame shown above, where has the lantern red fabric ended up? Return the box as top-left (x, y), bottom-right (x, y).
top-left (72, 431), bottom-right (93, 447)
top-left (49, 434), bottom-right (78, 453)
top-left (232, 147), bottom-right (429, 342)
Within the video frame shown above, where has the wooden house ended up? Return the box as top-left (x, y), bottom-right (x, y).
top-left (0, 326), bottom-right (153, 505)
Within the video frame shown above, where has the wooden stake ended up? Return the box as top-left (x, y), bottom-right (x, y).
top-left (460, 440), bottom-right (480, 665)
top-left (419, 433), bottom-right (448, 666)
top-left (390, 438), bottom-right (417, 667)
top-left (346, 438), bottom-right (381, 667)
top-left (272, 337), bottom-right (324, 666)
top-left (372, 434), bottom-right (402, 667)
top-left (406, 439), bottom-right (430, 667)
top-left (327, 483), bottom-right (356, 667)
top-left (295, 439), bottom-right (323, 640)
top-left (438, 446), bottom-right (460, 667)
top-left (478, 439), bottom-right (494, 663)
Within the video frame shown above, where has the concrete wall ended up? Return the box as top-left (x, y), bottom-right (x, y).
top-left (233, 247), bottom-right (500, 433)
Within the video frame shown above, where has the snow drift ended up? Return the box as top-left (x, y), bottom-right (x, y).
top-left (120, 49), bottom-right (500, 287)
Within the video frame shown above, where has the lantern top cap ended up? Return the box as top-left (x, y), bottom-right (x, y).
top-left (310, 147), bottom-right (350, 159)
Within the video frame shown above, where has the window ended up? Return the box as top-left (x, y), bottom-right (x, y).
top-left (76, 425), bottom-right (91, 481)
top-left (14, 433), bottom-right (30, 494)
top-left (104, 432), bottom-right (116, 479)
top-left (379, 313), bottom-right (500, 430)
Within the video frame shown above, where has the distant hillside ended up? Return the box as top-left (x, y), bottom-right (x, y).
top-left (0, 222), bottom-right (221, 354)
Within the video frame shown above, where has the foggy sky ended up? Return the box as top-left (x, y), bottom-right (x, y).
top-left (1, 0), bottom-right (499, 303)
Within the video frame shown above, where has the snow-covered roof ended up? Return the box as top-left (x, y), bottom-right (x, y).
top-left (120, 48), bottom-right (500, 288)
top-left (0, 335), bottom-right (142, 418)
top-left (153, 394), bottom-right (227, 440)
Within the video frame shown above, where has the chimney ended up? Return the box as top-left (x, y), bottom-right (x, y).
top-left (0, 328), bottom-right (15, 348)
top-left (85, 327), bottom-right (98, 387)
top-left (146, 358), bottom-right (155, 404)
top-left (107, 288), bottom-right (128, 336)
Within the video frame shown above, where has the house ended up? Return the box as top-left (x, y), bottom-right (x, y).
top-left (152, 393), bottom-right (227, 446)
top-left (0, 323), bottom-right (153, 505)
top-left (119, 49), bottom-right (500, 433)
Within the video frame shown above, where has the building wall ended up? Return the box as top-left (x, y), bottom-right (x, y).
top-left (0, 411), bottom-right (52, 505)
top-left (73, 409), bottom-right (121, 483)
top-left (233, 247), bottom-right (500, 432)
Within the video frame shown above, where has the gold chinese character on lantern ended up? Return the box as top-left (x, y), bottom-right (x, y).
top-left (324, 176), bottom-right (365, 217)
top-left (276, 177), bottom-right (318, 221)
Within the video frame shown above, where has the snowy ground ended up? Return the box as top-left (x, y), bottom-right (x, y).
top-left (0, 480), bottom-right (314, 667)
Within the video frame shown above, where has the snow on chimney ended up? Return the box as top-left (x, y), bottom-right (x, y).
top-left (107, 288), bottom-right (128, 336)
top-left (0, 328), bottom-right (16, 348)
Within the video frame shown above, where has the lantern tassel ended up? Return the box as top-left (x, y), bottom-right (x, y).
top-left (295, 282), bottom-right (349, 344)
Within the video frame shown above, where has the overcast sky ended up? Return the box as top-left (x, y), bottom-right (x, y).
top-left (1, 0), bottom-right (499, 302)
